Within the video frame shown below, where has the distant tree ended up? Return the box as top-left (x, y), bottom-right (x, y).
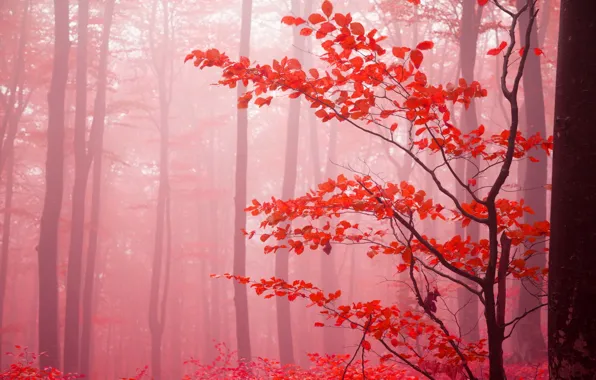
top-left (79, 0), bottom-right (116, 375)
top-left (233, 0), bottom-right (253, 364)
top-left (37, 0), bottom-right (70, 369)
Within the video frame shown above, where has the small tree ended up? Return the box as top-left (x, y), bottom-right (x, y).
top-left (187, 1), bottom-right (551, 378)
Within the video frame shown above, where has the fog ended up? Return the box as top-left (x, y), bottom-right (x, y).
top-left (0, 0), bottom-right (561, 379)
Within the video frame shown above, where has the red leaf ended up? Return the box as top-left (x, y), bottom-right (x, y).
top-left (322, 0), bottom-right (333, 18)
top-left (314, 322), bottom-right (325, 327)
top-left (487, 41), bottom-right (508, 55)
top-left (416, 40), bottom-right (434, 50)
top-left (281, 16), bottom-right (295, 25)
top-left (286, 58), bottom-right (302, 70)
top-left (392, 46), bottom-right (410, 59)
top-left (350, 22), bottom-right (365, 36)
top-left (308, 13), bottom-right (326, 24)
top-left (362, 340), bottom-right (372, 351)
top-left (534, 48), bottom-right (544, 56)
top-left (410, 49), bottom-right (423, 68)
top-left (478, 0), bottom-right (489, 5)
top-left (300, 27), bottom-right (313, 36)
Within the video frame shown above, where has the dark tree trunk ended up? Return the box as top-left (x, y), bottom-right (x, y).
top-left (64, 0), bottom-right (90, 372)
top-left (80, 0), bottom-right (115, 375)
top-left (274, 0), bottom-right (304, 365)
top-left (37, 0), bottom-right (70, 369)
top-left (548, 1), bottom-right (596, 377)
top-left (233, 0), bottom-right (253, 364)
top-left (513, 0), bottom-right (548, 363)
top-left (456, 0), bottom-right (482, 343)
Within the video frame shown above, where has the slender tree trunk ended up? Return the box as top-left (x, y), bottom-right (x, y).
top-left (202, 128), bottom-right (219, 362)
top-left (37, 0), bottom-right (70, 368)
top-left (80, 0), bottom-right (115, 375)
top-left (274, 0), bottom-right (304, 364)
top-left (0, 154), bottom-right (14, 368)
top-left (0, 1), bottom-right (29, 367)
top-left (513, 0), bottom-right (548, 363)
top-left (456, 0), bottom-right (482, 343)
top-left (64, 0), bottom-right (90, 372)
top-left (233, 0), bottom-right (253, 364)
top-left (148, 2), bottom-right (173, 378)
top-left (319, 122), bottom-right (345, 355)
top-left (548, 1), bottom-right (596, 377)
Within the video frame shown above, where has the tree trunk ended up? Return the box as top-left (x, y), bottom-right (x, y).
top-left (548, 1), bottom-right (596, 377)
top-left (80, 0), bottom-right (115, 375)
top-left (456, 0), bottom-right (482, 344)
top-left (37, 0), bottom-right (70, 369)
top-left (64, 0), bottom-right (90, 372)
top-left (513, 0), bottom-right (548, 363)
top-left (274, 0), bottom-right (304, 365)
top-left (233, 0), bottom-right (253, 364)
top-left (148, 1), bottom-right (173, 378)
top-left (0, 154), bottom-right (14, 368)
top-left (0, 0), bottom-right (29, 367)
top-left (319, 122), bottom-right (345, 355)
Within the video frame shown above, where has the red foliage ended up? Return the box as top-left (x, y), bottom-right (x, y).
top-left (0, 346), bottom-right (82, 379)
top-left (186, 0), bottom-right (550, 378)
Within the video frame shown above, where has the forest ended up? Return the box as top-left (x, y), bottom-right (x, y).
top-left (0, 0), bottom-right (594, 379)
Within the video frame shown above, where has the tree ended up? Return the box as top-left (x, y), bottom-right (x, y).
top-left (0, 0), bottom-right (30, 369)
top-left (456, 0), bottom-right (483, 344)
top-left (233, 0), bottom-right (253, 364)
top-left (274, 0), bottom-right (306, 365)
top-left (37, 0), bottom-right (70, 369)
top-left (548, 0), bottom-right (596, 378)
top-left (63, 0), bottom-right (90, 372)
top-left (148, 1), bottom-right (174, 378)
top-left (513, 0), bottom-right (548, 363)
top-left (188, 1), bottom-right (552, 379)
top-left (79, 0), bottom-right (116, 375)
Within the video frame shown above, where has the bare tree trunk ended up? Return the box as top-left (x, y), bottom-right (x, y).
top-left (274, 0), bottom-right (304, 365)
top-left (37, 0), bottom-right (70, 368)
top-left (0, 154), bottom-right (14, 367)
top-left (0, 1), bottom-right (29, 367)
top-left (80, 0), bottom-right (115, 375)
top-left (549, 1), bottom-right (596, 377)
top-left (203, 128), bottom-right (218, 362)
top-left (456, 0), bottom-right (482, 343)
top-left (512, 0), bottom-right (548, 363)
top-left (64, 0), bottom-right (90, 372)
top-left (148, 1), bottom-right (173, 378)
top-left (319, 122), bottom-right (345, 355)
top-left (233, 0), bottom-right (253, 364)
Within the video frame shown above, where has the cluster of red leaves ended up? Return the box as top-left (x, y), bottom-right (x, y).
top-left (0, 346), bottom-right (83, 380)
top-left (212, 274), bottom-right (487, 371)
top-left (244, 173), bottom-right (549, 281)
top-left (187, 0), bottom-right (552, 376)
top-left (185, 0), bottom-right (552, 182)
top-left (183, 341), bottom-right (414, 379)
